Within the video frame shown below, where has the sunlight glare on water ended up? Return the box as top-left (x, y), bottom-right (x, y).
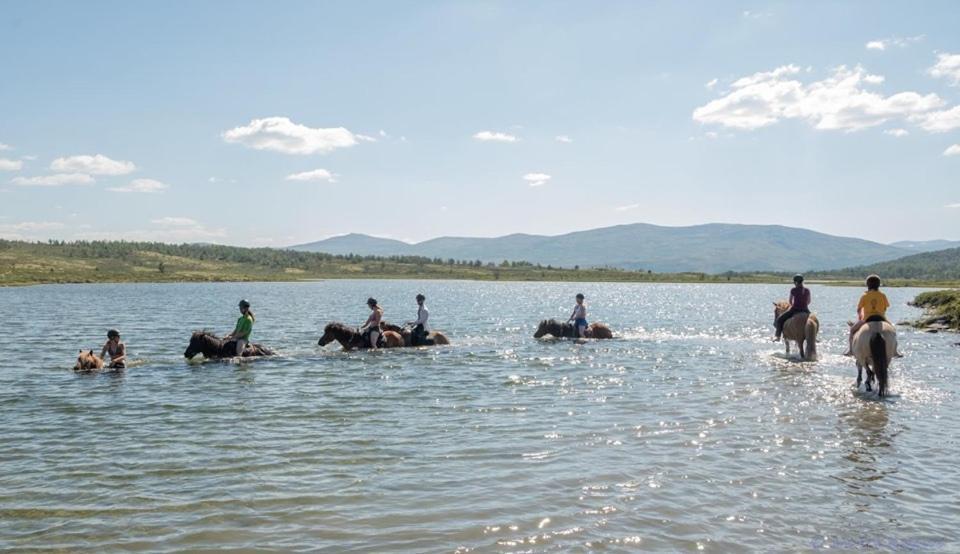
top-left (0, 281), bottom-right (957, 551)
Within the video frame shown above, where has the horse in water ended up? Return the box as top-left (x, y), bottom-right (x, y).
top-left (183, 331), bottom-right (274, 360)
top-left (773, 301), bottom-right (819, 360)
top-left (73, 350), bottom-right (104, 371)
top-left (317, 322), bottom-right (404, 350)
top-left (533, 319), bottom-right (613, 339)
top-left (851, 320), bottom-right (897, 397)
top-left (381, 322), bottom-right (451, 347)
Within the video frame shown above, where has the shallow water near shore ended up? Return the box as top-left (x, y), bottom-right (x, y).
top-left (1, 280), bottom-right (957, 551)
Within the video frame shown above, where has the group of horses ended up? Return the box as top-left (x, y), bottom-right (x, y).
top-left (773, 301), bottom-right (898, 397)
top-left (74, 306), bottom-right (897, 397)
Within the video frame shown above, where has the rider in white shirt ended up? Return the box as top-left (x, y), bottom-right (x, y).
top-left (406, 293), bottom-right (430, 345)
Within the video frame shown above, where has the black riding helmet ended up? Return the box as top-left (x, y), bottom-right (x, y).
top-left (416, 294), bottom-right (425, 302)
top-left (866, 274), bottom-right (881, 290)
top-left (367, 297), bottom-right (378, 307)
top-left (107, 329), bottom-right (120, 339)
top-left (793, 274), bottom-right (804, 284)
top-left (239, 299), bottom-right (251, 309)
top-left (576, 293), bottom-right (585, 300)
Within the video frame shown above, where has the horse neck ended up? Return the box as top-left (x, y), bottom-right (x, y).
top-left (333, 326), bottom-right (361, 347)
top-left (201, 334), bottom-right (223, 355)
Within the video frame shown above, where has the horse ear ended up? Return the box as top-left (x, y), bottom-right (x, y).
top-left (79, 349), bottom-right (83, 353)
top-left (89, 349), bottom-right (94, 355)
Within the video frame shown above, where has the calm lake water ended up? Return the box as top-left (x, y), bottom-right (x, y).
top-left (0, 280), bottom-right (957, 552)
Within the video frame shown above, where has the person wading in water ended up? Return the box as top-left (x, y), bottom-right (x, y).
top-left (406, 293), bottom-right (430, 346)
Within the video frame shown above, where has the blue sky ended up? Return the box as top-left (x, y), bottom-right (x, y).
top-left (1, 1), bottom-right (958, 246)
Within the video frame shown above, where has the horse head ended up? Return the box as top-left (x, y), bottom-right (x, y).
top-left (74, 349), bottom-right (101, 370)
top-left (773, 301), bottom-right (790, 321)
top-left (318, 322), bottom-right (345, 346)
top-left (533, 319), bottom-right (551, 339)
top-left (185, 331), bottom-right (212, 358)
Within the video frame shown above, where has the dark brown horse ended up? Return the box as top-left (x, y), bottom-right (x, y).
top-left (183, 331), bottom-right (274, 359)
top-left (74, 349), bottom-right (104, 371)
top-left (533, 319), bottom-right (613, 339)
top-left (381, 322), bottom-right (451, 347)
top-left (317, 322), bottom-right (404, 350)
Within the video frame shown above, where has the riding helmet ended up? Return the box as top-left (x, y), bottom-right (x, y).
top-left (866, 274), bottom-right (881, 289)
top-left (576, 293), bottom-right (585, 300)
top-left (416, 294), bottom-right (425, 302)
top-left (239, 299), bottom-right (251, 308)
top-left (107, 329), bottom-right (120, 339)
top-left (793, 274), bottom-right (804, 284)
top-left (367, 297), bottom-right (378, 307)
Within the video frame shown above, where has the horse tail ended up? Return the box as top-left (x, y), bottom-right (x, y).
top-left (870, 333), bottom-right (888, 397)
top-left (804, 319), bottom-right (817, 359)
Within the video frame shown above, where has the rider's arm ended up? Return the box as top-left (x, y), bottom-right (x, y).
top-left (99, 341), bottom-right (109, 360)
top-left (111, 344), bottom-right (126, 364)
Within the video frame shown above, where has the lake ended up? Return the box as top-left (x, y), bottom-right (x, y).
top-left (1, 281), bottom-right (957, 551)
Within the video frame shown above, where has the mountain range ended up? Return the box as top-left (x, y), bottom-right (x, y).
top-left (290, 223), bottom-right (936, 273)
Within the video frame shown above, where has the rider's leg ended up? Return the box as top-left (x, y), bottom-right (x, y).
top-left (369, 331), bottom-right (380, 349)
top-left (844, 321), bottom-right (863, 356)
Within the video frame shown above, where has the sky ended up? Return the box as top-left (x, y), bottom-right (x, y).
top-left (1, 0), bottom-right (959, 246)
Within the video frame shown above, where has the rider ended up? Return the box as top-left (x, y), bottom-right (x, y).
top-left (224, 299), bottom-right (255, 356)
top-left (844, 274), bottom-right (891, 356)
top-left (99, 329), bottom-right (127, 369)
top-left (361, 297), bottom-right (383, 349)
top-left (773, 274), bottom-right (811, 342)
top-left (406, 293), bottom-right (429, 346)
top-left (568, 293), bottom-right (588, 338)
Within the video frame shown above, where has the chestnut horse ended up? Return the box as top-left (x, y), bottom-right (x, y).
top-left (183, 331), bottom-right (274, 359)
top-left (533, 319), bottom-right (613, 339)
top-left (317, 322), bottom-right (404, 350)
top-left (381, 322), bottom-right (450, 346)
top-left (773, 301), bottom-right (819, 360)
top-left (74, 350), bottom-right (104, 371)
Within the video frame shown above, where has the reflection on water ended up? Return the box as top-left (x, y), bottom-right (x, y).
top-left (0, 281), bottom-right (957, 552)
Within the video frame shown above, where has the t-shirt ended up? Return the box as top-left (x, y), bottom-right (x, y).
top-left (858, 290), bottom-right (890, 320)
top-left (415, 305), bottom-right (430, 331)
top-left (234, 314), bottom-right (254, 341)
top-left (790, 286), bottom-right (811, 310)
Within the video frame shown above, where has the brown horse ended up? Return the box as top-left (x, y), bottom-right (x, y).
top-left (73, 349), bottom-right (104, 371)
top-left (317, 322), bottom-right (404, 350)
top-left (381, 322), bottom-right (451, 347)
top-left (773, 301), bottom-right (819, 360)
top-left (533, 319), bottom-right (613, 339)
top-left (851, 320), bottom-right (897, 397)
top-left (183, 331), bottom-right (274, 360)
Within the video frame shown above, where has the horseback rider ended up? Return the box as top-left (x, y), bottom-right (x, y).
top-left (568, 293), bottom-right (588, 338)
top-left (224, 299), bottom-right (255, 356)
top-left (361, 297), bottom-right (383, 349)
top-left (406, 293), bottom-right (429, 346)
top-left (773, 274), bottom-right (811, 342)
top-left (99, 328), bottom-right (127, 369)
top-left (845, 274), bottom-right (891, 356)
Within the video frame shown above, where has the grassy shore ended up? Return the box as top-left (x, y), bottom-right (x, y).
top-left (908, 290), bottom-right (960, 331)
top-left (3, 240), bottom-right (959, 288)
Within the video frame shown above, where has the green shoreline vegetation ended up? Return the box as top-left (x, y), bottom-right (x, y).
top-left (907, 289), bottom-right (960, 331)
top-left (2, 239), bottom-right (959, 288)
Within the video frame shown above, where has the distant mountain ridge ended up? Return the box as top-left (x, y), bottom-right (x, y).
top-left (290, 223), bottom-right (916, 273)
top-left (815, 246), bottom-right (960, 281)
top-left (888, 240), bottom-right (960, 253)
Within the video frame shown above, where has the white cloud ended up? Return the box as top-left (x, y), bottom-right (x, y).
top-left (0, 143), bottom-right (11, 151)
top-left (615, 203), bottom-right (640, 211)
top-left (742, 10), bottom-right (771, 19)
top-left (866, 35), bottom-right (924, 52)
top-left (915, 105), bottom-right (960, 132)
top-left (945, 203), bottom-right (960, 208)
top-left (0, 158), bottom-right (23, 171)
top-left (0, 221), bottom-right (66, 240)
top-left (693, 64), bottom-right (944, 131)
top-left (356, 134), bottom-right (378, 142)
top-left (285, 168), bottom-right (336, 182)
top-left (152, 216), bottom-right (197, 226)
top-left (705, 78), bottom-right (719, 90)
top-left (222, 117), bottom-right (359, 155)
top-left (108, 178), bottom-right (169, 193)
top-left (523, 172), bottom-right (551, 187)
top-left (10, 173), bottom-right (94, 187)
top-left (50, 154), bottom-right (135, 175)
top-left (554, 135), bottom-right (573, 143)
top-left (930, 52), bottom-right (960, 86)
top-left (883, 128), bottom-right (909, 137)
top-left (473, 131), bottom-right (519, 143)
top-left (944, 144), bottom-right (960, 157)
top-left (863, 74), bottom-right (885, 84)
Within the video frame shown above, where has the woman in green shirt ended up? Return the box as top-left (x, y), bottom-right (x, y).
top-left (224, 299), bottom-right (255, 356)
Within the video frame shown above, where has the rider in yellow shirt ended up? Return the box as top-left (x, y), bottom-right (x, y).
top-left (844, 275), bottom-right (890, 356)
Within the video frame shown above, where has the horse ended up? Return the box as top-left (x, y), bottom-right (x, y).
top-left (317, 322), bottom-right (404, 350)
top-left (773, 301), bottom-right (819, 360)
top-left (381, 322), bottom-right (451, 347)
top-left (533, 319), bottom-right (613, 339)
top-left (183, 331), bottom-right (274, 360)
top-left (851, 320), bottom-right (897, 397)
top-left (73, 349), bottom-right (104, 371)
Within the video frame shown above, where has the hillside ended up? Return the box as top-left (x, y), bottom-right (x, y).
top-left (812, 247), bottom-right (960, 281)
top-left (291, 223), bottom-right (909, 273)
top-left (889, 240), bottom-right (960, 253)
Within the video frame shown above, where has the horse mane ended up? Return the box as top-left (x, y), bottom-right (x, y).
top-left (774, 300), bottom-right (790, 310)
top-left (324, 322), bottom-right (354, 334)
top-left (191, 329), bottom-right (220, 339)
